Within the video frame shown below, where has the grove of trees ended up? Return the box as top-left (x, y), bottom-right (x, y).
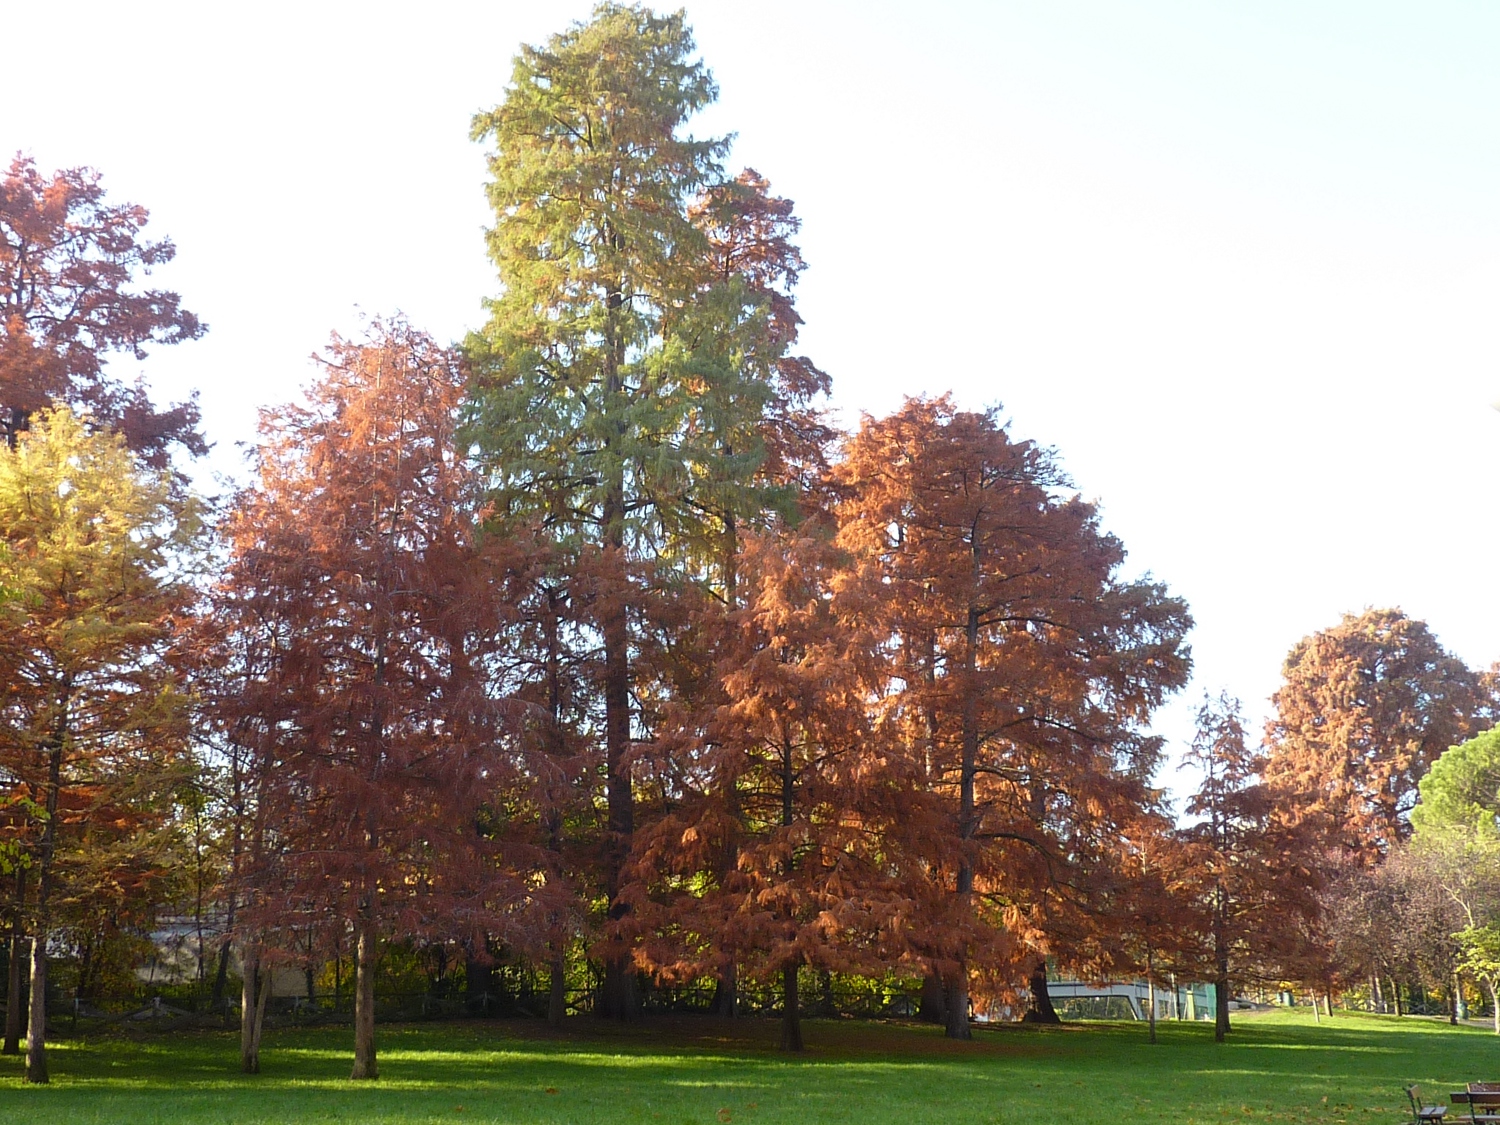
top-left (3, 1), bottom-right (1498, 1086)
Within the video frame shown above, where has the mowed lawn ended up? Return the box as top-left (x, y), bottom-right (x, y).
top-left (0, 1008), bottom-right (1490, 1124)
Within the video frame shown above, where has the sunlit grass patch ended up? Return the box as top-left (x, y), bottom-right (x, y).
top-left (0, 1010), bottom-right (1490, 1124)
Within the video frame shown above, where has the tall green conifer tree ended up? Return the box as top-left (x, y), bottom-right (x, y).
top-left (466, 4), bottom-right (820, 1017)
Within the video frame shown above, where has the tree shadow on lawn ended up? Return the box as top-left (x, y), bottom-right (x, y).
top-left (0, 1013), bottom-right (1493, 1125)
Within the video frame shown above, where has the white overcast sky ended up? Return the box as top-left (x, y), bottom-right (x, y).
top-left (6, 0), bottom-right (1500, 805)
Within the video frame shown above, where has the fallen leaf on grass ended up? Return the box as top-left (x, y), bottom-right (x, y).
top-left (545, 1087), bottom-right (558, 1095)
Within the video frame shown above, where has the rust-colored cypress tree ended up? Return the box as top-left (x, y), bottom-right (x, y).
top-left (631, 168), bottom-right (833, 1018)
top-left (634, 525), bottom-right (909, 1051)
top-left (1263, 609), bottom-right (1494, 864)
top-left (217, 321), bottom-right (539, 1078)
top-left (1180, 692), bottom-right (1317, 1041)
top-left (0, 155), bottom-right (205, 462)
top-left (834, 398), bottom-right (1192, 1039)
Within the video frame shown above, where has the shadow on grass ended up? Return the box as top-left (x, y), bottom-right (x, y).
top-left (0, 1011), bottom-right (1495, 1125)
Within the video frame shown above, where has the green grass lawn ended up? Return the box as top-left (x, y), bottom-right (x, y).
top-left (0, 1009), bottom-right (1491, 1124)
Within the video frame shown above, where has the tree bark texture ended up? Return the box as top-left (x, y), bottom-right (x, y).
top-left (944, 971), bottom-right (971, 1041)
top-left (24, 935), bottom-right (47, 1084)
top-left (351, 920), bottom-right (378, 1079)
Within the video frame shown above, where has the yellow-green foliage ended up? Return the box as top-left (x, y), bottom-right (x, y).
top-left (0, 405), bottom-right (203, 939)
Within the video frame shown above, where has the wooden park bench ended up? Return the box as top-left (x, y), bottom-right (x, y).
top-left (1406, 1085), bottom-right (1446, 1124)
top-left (1447, 1088), bottom-right (1500, 1125)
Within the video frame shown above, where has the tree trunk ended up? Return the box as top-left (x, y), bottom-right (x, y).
top-left (1489, 978), bottom-right (1500, 1035)
top-left (1026, 963), bottom-right (1060, 1023)
top-left (779, 964), bottom-right (803, 1052)
top-left (211, 939), bottom-right (233, 1019)
top-left (1372, 972), bottom-right (1384, 1013)
top-left (711, 961), bottom-right (738, 1019)
top-left (944, 970), bottom-right (971, 1041)
top-left (918, 972), bottom-right (947, 1024)
top-left (596, 358), bottom-right (636, 1022)
top-left (943, 603), bottom-right (979, 1044)
top-left (598, 959), bottom-right (637, 1021)
top-left (350, 919), bottom-right (378, 1079)
top-left (241, 953), bottom-right (259, 1073)
top-left (24, 933), bottom-right (48, 1084)
top-left (1146, 954), bottom-right (1157, 1043)
top-left (241, 950), bottom-right (269, 1073)
top-left (4, 938), bottom-right (26, 1055)
top-left (4, 869), bottom-right (26, 1054)
top-left (548, 954), bottom-right (566, 1026)
top-left (1390, 978), bottom-right (1403, 1017)
top-left (818, 969), bottom-right (834, 1018)
top-left (1311, 990), bottom-right (1320, 1023)
top-left (1212, 880), bottom-right (1230, 1042)
top-left (25, 728), bottom-right (65, 1085)
top-left (597, 576), bottom-right (635, 1020)
top-left (464, 946), bottom-right (493, 1017)
top-left (1213, 964), bottom-right (1230, 1043)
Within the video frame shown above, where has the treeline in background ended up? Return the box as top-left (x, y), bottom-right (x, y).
top-left (3, 3), bottom-right (1499, 1087)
